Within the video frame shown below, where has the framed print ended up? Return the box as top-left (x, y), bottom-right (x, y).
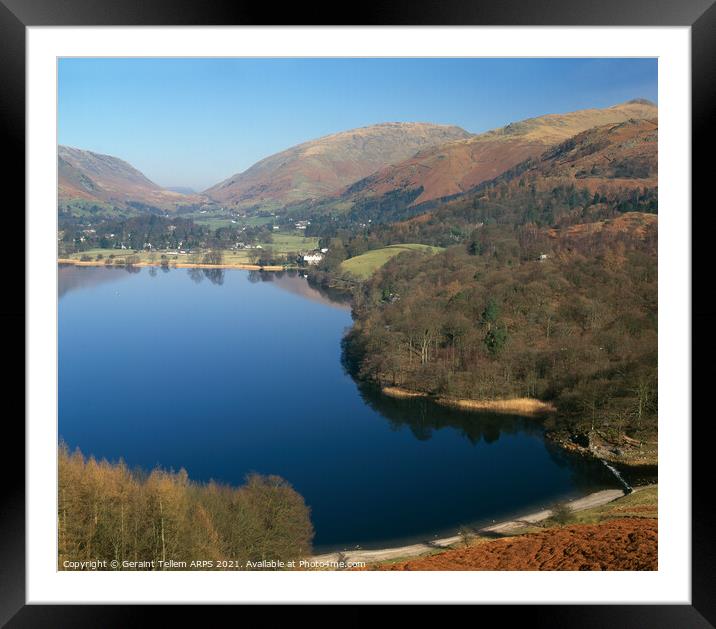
top-left (2, 0), bottom-right (713, 622)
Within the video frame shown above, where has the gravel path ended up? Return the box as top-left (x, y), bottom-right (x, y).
top-left (310, 488), bottom-right (626, 567)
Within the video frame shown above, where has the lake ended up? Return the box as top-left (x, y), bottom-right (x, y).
top-left (59, 265), bottom-right (621, 552)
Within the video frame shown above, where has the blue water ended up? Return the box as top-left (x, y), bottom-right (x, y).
top-left (58, 265), bottom-right (618, 551)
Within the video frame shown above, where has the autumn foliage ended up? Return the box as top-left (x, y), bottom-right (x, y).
top-left (58, 444), bottom-right (314, 570)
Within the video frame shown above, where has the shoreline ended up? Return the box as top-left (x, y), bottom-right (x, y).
top-left (58, 258), bottom-right (288, 272)
top-left (310, 487), bottom-right (633, 567)
top-left (380, 386), bottom-right (656, 467)
top-left (381, 386), bottom-right (556, 416)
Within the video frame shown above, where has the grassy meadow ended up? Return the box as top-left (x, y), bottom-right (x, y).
top-left (340, 244), bottom-right (444, 279)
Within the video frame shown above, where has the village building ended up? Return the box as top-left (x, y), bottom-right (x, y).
top-left (303, 252), bottom-right (324, 265)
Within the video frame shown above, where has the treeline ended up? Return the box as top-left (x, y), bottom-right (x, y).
top-left (305, 176), bottom-right (655, 244)
top-left (58, 213), bottom-right (279, 256)
top-left (58, 444), bottom-right (314, 570)
top-left (300, 178), bottom-right (657, 280)
top-left (343, 215), bottom-right (657, 440)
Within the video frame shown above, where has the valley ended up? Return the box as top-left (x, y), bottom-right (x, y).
top-left (58, 100), bottom-right (659, 464)
top-left (57, 93), bottom-right (659, 571)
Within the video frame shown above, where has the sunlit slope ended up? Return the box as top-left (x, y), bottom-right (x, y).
top-left (204, 123), bottom-right (471, 210)
top-left (335, 100), bottom-right (658, 211)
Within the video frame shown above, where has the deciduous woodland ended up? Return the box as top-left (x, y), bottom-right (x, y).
top-left (342, 213), bottom-right (657, 443)
top-left (58, 445), bottom-right (314, 569)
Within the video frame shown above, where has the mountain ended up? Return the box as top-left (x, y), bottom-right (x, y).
top-left (166, 186), bottom-right (197, 195)
top-left (58, 146), bottom-right (204, 213)
top-left (534, 116), bottom-right (657, 186)
top-left (328, 100), bottom-right (658, 216)
top-left (334, 116), bottom-right (658, 238)
top-left (203, 122), bottom-right (472, 210)
top-left (463, 116), bottom-right (659, 222)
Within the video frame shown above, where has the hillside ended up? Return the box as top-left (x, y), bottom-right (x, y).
top-left (59, 146), bottom-right (205, 214)
top-left (314, 115), bottom-right (657, 238)
top-left (443, 116), bottom-right (658, 228)
top-left (322, 100), bottom-right (657, 221)
top-left (360, 486), bottom-right (657, 571)
top-left (203, 122), bottom-right (471, 210)
top-left (366, 518), bottom-right (657, 571)
top-left (522, 116), bottom-right (657, 190)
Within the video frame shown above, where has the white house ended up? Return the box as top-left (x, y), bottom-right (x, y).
top-left (303, 252), bottom-right (324, 265)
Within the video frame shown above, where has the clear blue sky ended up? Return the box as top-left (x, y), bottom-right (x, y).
top-left (58, 58), bottom-right (657, 191)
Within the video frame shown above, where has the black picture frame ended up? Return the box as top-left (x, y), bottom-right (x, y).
top-left (2, 0), bottom-right (712, 622)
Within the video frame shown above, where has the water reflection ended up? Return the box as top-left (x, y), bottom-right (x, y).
top-left (58, 264), bottom-right (130, 299)
top-left (357, 383), bottom-right (540, 444)
top-left (542, 439), bottom-right (625, 495)
top-left (187, 267), bottom-right (225, 285)
top-left (356, 382), bottom-right (623, 495)
top-left (247, 269), bottom-right (351, 310)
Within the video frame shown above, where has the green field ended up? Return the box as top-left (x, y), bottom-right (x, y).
top-left (340, 244), bottom-right (444, 279)
top-left (267, 234), bottom-right (319, 250)
top-left (242, 215), bottom-right (277, 227)
top-left (192, 217), bottom-right (238, 229)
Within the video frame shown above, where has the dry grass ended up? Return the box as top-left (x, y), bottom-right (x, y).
top-left (381, 388), bottom-right (556, 416)
top-left (381, 386), bottom-right (428, 399)
top-left (362, 518), bottom-right (658, 571)
top-left (435, 397), bottom-right (556, 416)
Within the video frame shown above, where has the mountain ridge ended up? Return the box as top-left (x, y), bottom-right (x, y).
top-left (203, 122), bottom-right (472, 209)
top-left (323, 100), bottom-right (658, 213)
top-left (59, 145), bottom-right (204, 213)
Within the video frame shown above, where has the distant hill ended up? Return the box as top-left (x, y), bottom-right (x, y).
top-left (203, 122), bottom-right (472, 210)
top-left (58, 146), bottom-right (205, 213)
top-left (165, 186), bottom-right (197, 195)
top-left (322, 100), bottom-right (657, 219)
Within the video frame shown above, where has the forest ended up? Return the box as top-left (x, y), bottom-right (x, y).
top-left (58, 444), bottom-right (314, 570)
top-left (342, 212), bottom-right (658, 442)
